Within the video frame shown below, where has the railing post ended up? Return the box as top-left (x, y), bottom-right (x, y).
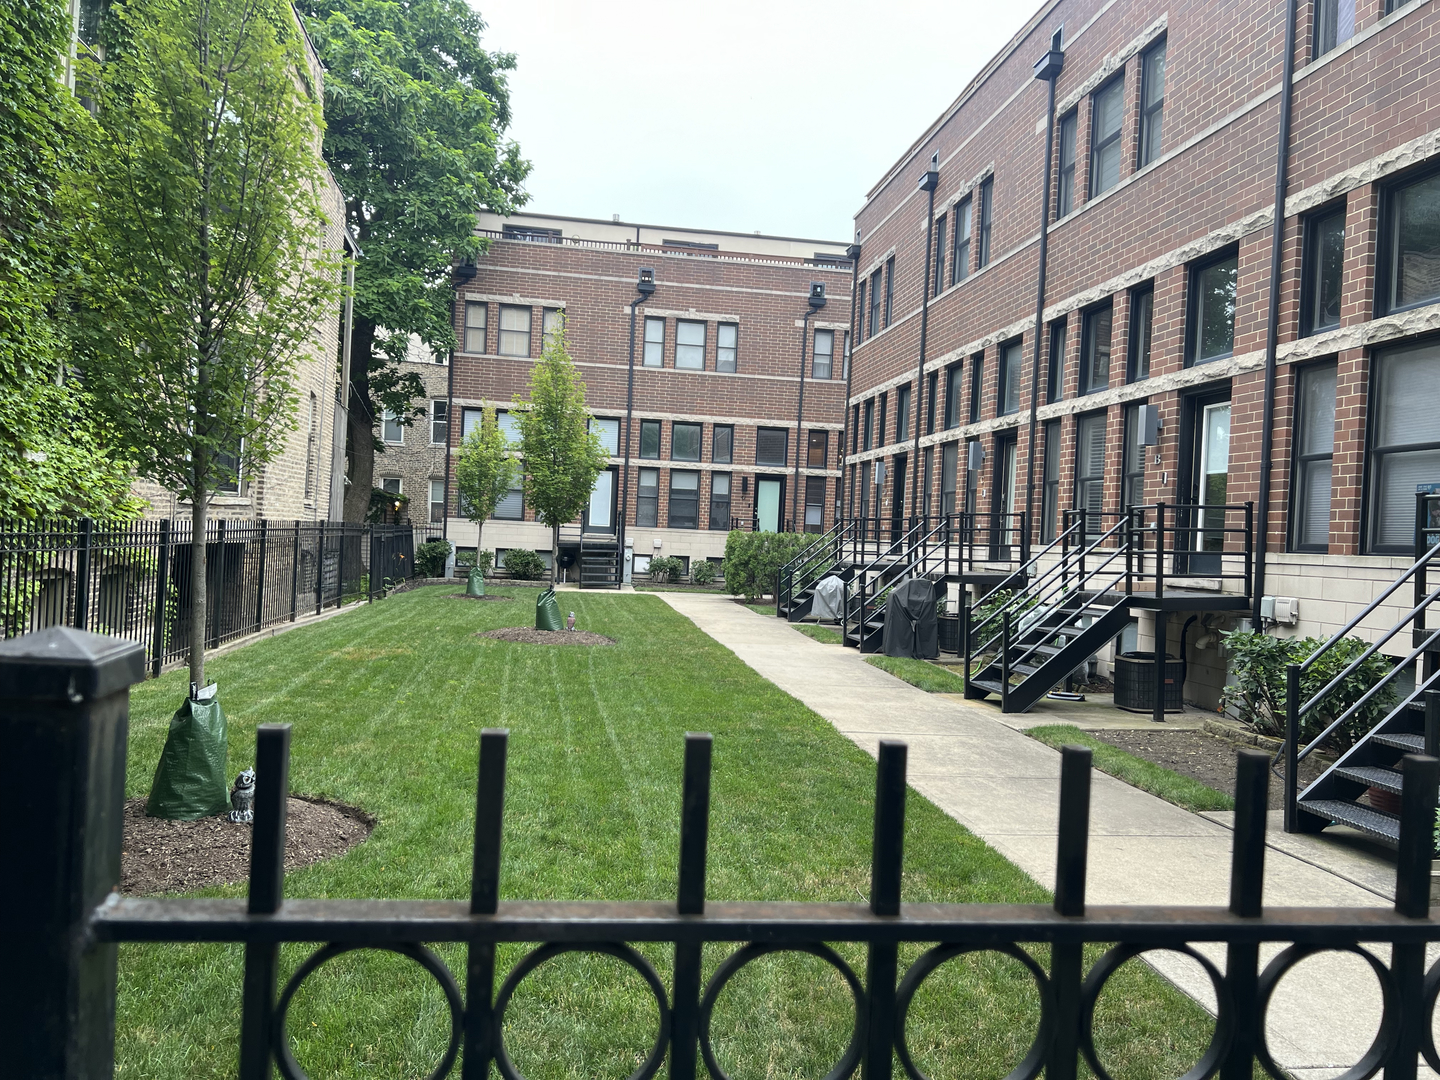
top-left (151, 519), bottom-right (172, 678)
top-left (961, 596), bottom-right (973, 695)
top-left (74, 517), bottom-right (94, 630)
top-left (1426, 690), bottom-right (1440, 759)
top-left (1284, 663), bottom-right (1301, 833)
top-left (289, 522), bottom-right (300, 622)
top-left (1391, 753), bottom-right (1440, 1080)
top-left (1153, 611), bottom-right (1167, 726)
top-left (1154, 502), bottom-right (1167, 602)
top-left (0, 627), bottom-right (145, 1079)
top-left (1125, 509), bottom-right (1134, 596)
top-left (253, 520), bottom-right (268, 634)
top-left (1221, 749), bottom-right (1269, 1080)
top-left (863, 741), bottom-right (907, 1080)
top-left (464, 729), bottom-right (508, 1080)
top-left (1077, 509), bottom-right (1087, 581)
top-left (1000, 611), bottom-right (1012, 713)
top-left (239, 724), bottom-right (291, 1080)
top-left (671, 733), bottom-right (713, 1080)
top-left (1048, 745), bottom-right (1091, 1080)
top-left (1243, 501), bottom-right (1255, 599)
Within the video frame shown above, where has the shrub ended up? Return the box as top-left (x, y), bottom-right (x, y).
top-left (414, 539), bottom-right (453, 578)
top-left (722, 531), bottom-right (812, 602)
top-left (456, 549), bottom-right (477, 569)
top-left (1219, 630), bottom-right (1396, 752)
top-left (691, 560), bottom-right (718, 586)
top-left (970, 588), bottom-right (1035, 631)
top-left (501, 549), bottom-right (545, 580)
top-left (647, 555), bottom-right (685, 583)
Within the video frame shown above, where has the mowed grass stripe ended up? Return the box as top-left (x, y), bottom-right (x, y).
top-left (117, 586), bottom-right (1215, 1080)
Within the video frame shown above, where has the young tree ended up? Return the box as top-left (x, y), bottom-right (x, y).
top-left (514, 317), bottom-right (607, 583)
top-left (454, 406), bottom-right (515, 558)
top-left (295, 0), bottom-right (530, 521)
top-left (79, 0), bottom-right (342, 687)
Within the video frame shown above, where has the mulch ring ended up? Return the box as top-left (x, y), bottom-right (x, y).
top-left (447, 594), bottom-right (513, 601)
top-left (476, 627), bottom-right (616, 646)
top-left (121, 795), bottom-right (373, 895)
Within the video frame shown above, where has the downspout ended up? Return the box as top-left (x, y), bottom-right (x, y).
top-left (446, 259), bottom-right (476, 542)
top-left (912, 154), bottom-right (940, 523)
top-left (840, 242), bottom-right (861, 522)
top-left (1253, 0), bottom-right (1300, 627)
top-left (792, 309), bottom-right (814, 532)
top-left (1025, 35), bottom-right (1066, 559)
top-left (617, 297), bottom-right (642, 571)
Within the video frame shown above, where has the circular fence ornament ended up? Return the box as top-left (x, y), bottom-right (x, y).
top-left (272, 942), bottom-right (464, 1080)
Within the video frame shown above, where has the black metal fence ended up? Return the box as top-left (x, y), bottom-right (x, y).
top-left (0, 518), bottom-right (442, 676)
top-left (10, 626), bottom-right (1440, 1080)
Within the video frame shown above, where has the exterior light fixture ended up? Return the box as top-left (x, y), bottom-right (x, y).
top-left (919, 152), bottom-right (939, 193)
top-left (1137, 404), bottom-right (1162, 446)
top-left (809, 282), bottom-right (827, 310)
top-left (637, 267), bottom-right (656, 295)
top-left (967, 441), bottom-right (985, 473)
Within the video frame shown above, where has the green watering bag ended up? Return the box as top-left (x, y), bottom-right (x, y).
top-left (465, 566), bottom-right (486, 597)
top-left (535, 586), bottom-right (562, 631)
top-left (146, 686), bottom-right (229, 819)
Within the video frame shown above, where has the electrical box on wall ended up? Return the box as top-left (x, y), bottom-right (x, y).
top-left (1260, 596), bottom-right (1299, 625)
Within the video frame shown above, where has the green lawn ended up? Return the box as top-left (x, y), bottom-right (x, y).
top-left (794, 622), bottom-right (844, 644)
top-left (865, 654), bottom-right (970, 694)
top-left (117, 586), bottom-right (1216, 1080)
top-left (1026, 725), bottom-right (1235, 813)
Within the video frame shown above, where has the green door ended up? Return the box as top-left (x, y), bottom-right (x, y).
top-left (757, 478), bottom-right (782, 532)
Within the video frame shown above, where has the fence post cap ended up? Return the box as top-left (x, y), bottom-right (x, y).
top-left (0, 626), bottom-right (146, 702)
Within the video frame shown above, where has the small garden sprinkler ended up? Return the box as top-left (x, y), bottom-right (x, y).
top-left (566, 611), bottom-right (576, 631)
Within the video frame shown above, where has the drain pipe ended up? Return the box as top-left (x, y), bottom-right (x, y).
top-left (617, 268), bottom-right (657, 583)
top-left (791, 282), bottom-right (828, 531)
top-left (839, 241), bottom-right (861, 523)
top-left (1253, 0), bottom-right (1300, 627)
top-left (910, 154), bottom-right (940, 524)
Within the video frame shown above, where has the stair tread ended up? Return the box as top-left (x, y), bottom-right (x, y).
top-left (1333, 765), bottom-right (1404, 793)
top-left (1297, 798), bottom-right (1400, 842)
top-left (1374, 732), bottom-right (1426, 752)
top-left (968, 677), bottom-right (1004, 693)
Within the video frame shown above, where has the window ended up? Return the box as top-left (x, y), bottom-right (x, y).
top-left (382, 408), bottom-right (404, 445)
top-left (1189, 250), bottom-right (1238, 364)
top-left (637, 468), bottom-right (659, 527)
top-left (944, 364), bottom-right (962, 428)
top-left (933, 214), bottom-right (947, 297)
top-left (1056, 114), bottom-right (1077, 218)
top-left (952, 198), bottom-right (972, 283)
top-left (883, 257), bottom-right (895, 326)
top-left (940, 442), bottom-right (959, 516)
top-left (921, 446), bottom-right (934, 518)
top-left (857, 280), bottom-right (867, 340)
top-left (1090, 78), bottom-right (1124, 197)
top-left (464, 301), bottom-right (487, 353)
top-left (1303, 208), bottom-right (1346, 334)
top-left (877, 393), bottom-right (887, 448)
top-left (1383, 171), bottom-right (1440, 314)
top-left (1047, 321), bottom-right (1067, 403)
top-left (1129, 287), bottom-right (1154, 381)
top-left (672, 422), bottom-right (702, 461)
top-left (1041, 420), bottom-right (1062, 541)
top-left (380, 477), bottom-right (401, 495)
top-left (1315, 0), bottom-right (1355, 56)
top-left (1075, 412), bottom-right (1107, 519)
top-left (756, 427), bottom-right (788, 467)
top-left (430, 400), bottom-right (449, 445)
top-left (460, 407), bottom-right (483, 438)
top-left (842, 331), bottom-right (851, 380)
top-left (713, 425), bottom-right (733, 464)
top-left (998, 340), bottom-right (1023, 415)
top-left (494, 481), bottom-right (523, 520)
top-left (896, 385), bottom-right (911, 442)
top-left (1080, 304), bottom-right (1113, 393)
top-left (499, 305), bottom-right (531, 356)
top-left (803, 476), bottom-right (827, 533)
top-left (1121, 403), bottom-right (1147, 512)
top-left (430, 479), bottom-right (446, 524)
top-left (1367, 340), bottom-right (1440, 552)
top-left (808, 430), bottom-right (828, 468)
top-left (669, 471), bottom-right (699, 528)
top-left (851, 405), bottom-right (860, 453)
top-left (863, 400), bottom-right (874, 450)
top-left (869, 268), bottom-right (883, 339)
top-left (304, 393), bottom-right (318, 500)
top-left (813, 329), bottom-right (834, 379)
top-left (969, 356), bottom-right (984, 422)
top-left (1293, 362), bottom-right (1337, 551)
top-left (640, 420), bottom-right (661, 459)
top-left (496, 409), bottom-right (520, 441)
top-left (1139, 40), bottom-right (1167, 168)
top-left (643, 317), bottom-right (665, 367)
top-left (503, 224), bottom-right (561, 242)
top-left (676, 320), bottom-right (706, 369)
top-left (976, 179), bottom-right (993, 268)
top-left (710, 473), bottom-right (732, 530)
top-left (926, 371), bottom-right (938, 434)
top-left (718, 323), bottom-right (738, 372)
top-left (542, 307), bottom-right (564, 347)
top-left (592, 417), bottom-right (620, 455)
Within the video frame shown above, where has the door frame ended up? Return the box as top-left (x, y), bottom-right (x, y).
top-left (1177, 383), bottom-right (1232, 574)
top-left (582, 466), bottom-right (618, 534)
top-left (756, 475), bottom-right (785, 533)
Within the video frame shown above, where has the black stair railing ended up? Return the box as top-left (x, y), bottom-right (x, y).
top-left (843, 516), bottom-right (943, 648)
top-left (775, 519), bottom-right (850, 617)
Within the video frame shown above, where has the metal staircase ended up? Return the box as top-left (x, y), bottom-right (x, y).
top-left (579, 533), bottom-right (619, 589)
top-left (775, 520), bottom-right (851, 621)
top-left (1284, 494), bottom-right (1440, 845)
top-left (843, 516), bottom-right (961, 652)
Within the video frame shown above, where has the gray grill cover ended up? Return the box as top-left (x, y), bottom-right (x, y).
top-left (883, 579), bottom-right (938, 659)
top-left (812, 575), bottom-right (846, 621)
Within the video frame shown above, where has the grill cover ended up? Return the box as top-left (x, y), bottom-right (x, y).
top-left (883, 579), bottom-right (938, 659)
top-left (812, 575), bottom-right (846, 621)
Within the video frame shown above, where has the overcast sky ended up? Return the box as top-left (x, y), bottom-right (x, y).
top-left (475, 1), bottom-right (1033, 241)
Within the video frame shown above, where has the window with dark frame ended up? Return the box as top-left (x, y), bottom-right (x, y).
top-left (1090, 77), bottom-right (1124, 197)
top-left (869, 268), bottom-right (883, 339)
top-left (1315, 0), bottom-right (1355, 57)
top-left (976, 180), bottom-right (994, 268)
top-left (884, 257), bottom-right (895, 326)
top-left (1138, 39), bottom-right (1167, 168)
top-left (804, 476), bottom-right (827, 533)
top-left (429, 479), bottom-right (445, 524)
top-left (944, 364), bottom-right (962, 428)
top-left (1041, 419), bottom-right (1062, 541)
top-left (464, 301), bottom-right (487, 353)
top-left (643, 317), bottom-right (665, 367)
top-left (431, 400), bottom-right (449, 445)
top-left (756, 427), bottom-right (788, 467)
top-left (863, 400), bottom-right (874, 450)
top-left (920, 446), bottom-right (934, 519)
top-left (637, 468), bottom-right (659, 527)
top-left (1189, 249), bottom-right (1238, 364)
top-left (1383, 169), bottom-right (1440, 314)
top-left (672, 422), bottom-right (702, 462)
top-left (1303, 208), bottom-right (1346, 335)
top-left (926, 371), bottom-right (939, 433)
top-left (808, 430), bottom-right (828, 468)
top-left (842, 331), bottom-right (850, 380)
top-left (1121, 402), bottom-right (1147, 512)
top-left (857, 280), bottom-right (868, 341)
top-left (675, 320), bottom-right (706, 370)
top-left (1129, 287), bottom-right (1154, 381)
top-left (640, 420), bottom-right (661, 459)
top-left (499, 305), bottom-right (532, 357)
top-left (542, 307), bottom-right (564, 348)
top-left (933, 214), bottom-right (947, 297)
top-left (591, 418), bottom-right (620, 454)
top-left (953, 198), bottom-right (972, 283)
top-left (1292, 361), bottom-right (1337, 551)
top-left (1366, 339), bottom-right (1440, 552)
top-left (1075, 412), bottom-right (1107, 520)
top-left (941, 442), bottom-right (959, 516)
top-left (713, 424), bottom-right (733, 464)
top-left (1047, 320), bottom-right (1067, 403)
top-left (1057, 114), bottom-right (1077, 218)
top-left (851, 405), bottom-right (860, 453)
top-left (494, 480), bottom-right (523, 520)
top-left (998, 339), bottom-right (1023, 415)
top-left (969, 354), bottom-right (984, 422)
top-left (813, 329), bottom-right (834, 379)
top-left (709, 473), bottom-right (731, 530)
top-left (877, 393), bottom-right (888, 447)
top-left (717, 323), bottom-right (737, 372)
top-left (669, 471), bottom-right (699, 529)
top-left (1080, 303), bottom-right (1113, 394)
top-left (896, 384), bottom-right (911, 442)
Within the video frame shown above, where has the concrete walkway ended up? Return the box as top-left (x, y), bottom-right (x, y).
top-left (657, 592), bottom-right (1423, 1080)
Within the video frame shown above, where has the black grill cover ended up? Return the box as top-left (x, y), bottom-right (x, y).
top-left (883, 579), bottom-right (938, 659)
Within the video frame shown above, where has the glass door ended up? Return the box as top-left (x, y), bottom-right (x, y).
top-left (584, 467), bottom-right (616, 533)
top-left (756, 478), bottom-right (783, 533)
top-left (890, 456), bottom-right (907, 542)
top-left (993, 436), bottom-right (1018, 559)
top-left (1193, 402), bottom-right (1231, 574)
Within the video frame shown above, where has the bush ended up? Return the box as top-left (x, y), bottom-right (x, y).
top-left (647, 555), bottom-right (685, 583)
top-left (414, 539), bottom-right (453, 578)
top-left (501, 548), bottom-right (546, 580)
top-left (691, 560), bottom-right (718, 586)
top-left (970, 587), bottom-right (1035, 630)
top-left (1219, 630), bottom-right (1396, 752)
top-left (722, 531), bottom-right (812, 602)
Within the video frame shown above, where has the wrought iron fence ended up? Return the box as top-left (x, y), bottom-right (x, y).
top-left (0, 518), bottom-right (441, 676)
top-left (10, 625), bottom-right (1440, 1080)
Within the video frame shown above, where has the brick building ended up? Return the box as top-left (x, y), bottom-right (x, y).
top-left (846, 0), bottom-right (1440, 706)
top-left (371, 337), bottom-right (451, 527)
top-left (445, 212), bottom-right (852, 581)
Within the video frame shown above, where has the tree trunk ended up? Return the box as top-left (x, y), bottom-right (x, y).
top-left (187, 462), bottom-right (208, 692)
top-left (343, 319), bottom-right (378, 523)
top-left (552, 524), bottom-right (559, 586)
